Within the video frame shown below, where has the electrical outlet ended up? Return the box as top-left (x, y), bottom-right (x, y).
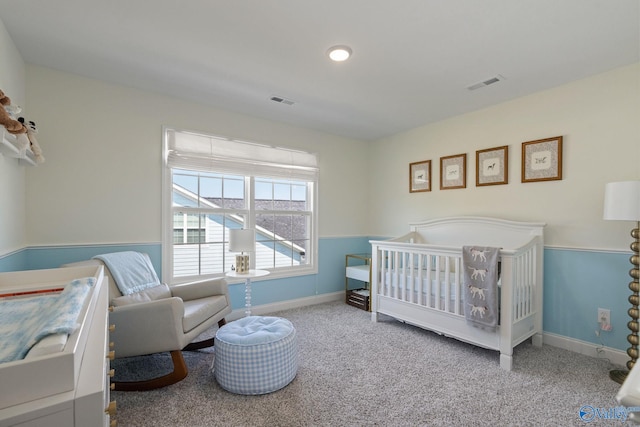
top-left (598, 308), bottom-right (611, 331)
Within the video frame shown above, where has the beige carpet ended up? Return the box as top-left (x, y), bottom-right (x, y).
top-left (111, 301), bottom-right (625, 426)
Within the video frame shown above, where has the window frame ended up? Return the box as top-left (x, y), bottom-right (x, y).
top-left (162, 127), bottom-right (318, 284)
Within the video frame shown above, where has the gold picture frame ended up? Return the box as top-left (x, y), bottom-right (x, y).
top-left (476, 145), bottom-right (508, 186)
top-left (409, 160), bottom-right (431, 193)
top-left (521, 136), bottom-right (563, 183)
top-left (440, 153), bottom-right (466, 190)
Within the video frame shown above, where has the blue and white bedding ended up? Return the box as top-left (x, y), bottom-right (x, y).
top-left (0, 277), bottom-right (95, 363)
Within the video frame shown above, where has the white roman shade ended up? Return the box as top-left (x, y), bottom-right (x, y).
top-left (165, 129), bottom-right (318, 180)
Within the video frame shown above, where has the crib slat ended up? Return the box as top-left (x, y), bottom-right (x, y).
top-left (393, 251), bottom-right (399, 299)
top-left (454, 256), bottom-right (461, 315)
top-left (444, 256), bottom-right (450, 313)
top-left (434, 256), bottom-right (441, 309)
top-left (426, 254), bottom-right (432, 308)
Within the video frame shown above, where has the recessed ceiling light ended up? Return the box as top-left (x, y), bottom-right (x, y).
top-left (327, 45), bottom-right (352, 62)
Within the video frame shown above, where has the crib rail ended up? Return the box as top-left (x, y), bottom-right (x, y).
top-left (370, 238), bottom-right (539, 324)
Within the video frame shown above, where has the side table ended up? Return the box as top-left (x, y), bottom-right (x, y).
top-left (226, 269), bottom-right (270, 316)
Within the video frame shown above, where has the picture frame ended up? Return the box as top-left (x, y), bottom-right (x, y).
top-left (476, 145), bottom-right (508, 186)
top-left (409, 160), bottom-right (431, 193)
top-left (521, 136), bottom-right (563, 183)
top-left (440, 153), bottom-right (466, 190)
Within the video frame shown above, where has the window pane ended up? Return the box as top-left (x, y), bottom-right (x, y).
top-left (200, 175), bottom-right (222, 206)
top-left (291, 184), bottom-right (307, 211)
top-left (173, 244), bottom-right (200, 277)
top-left (201, 244), bottom-right (223, 275)
top-left (274, 182), bottom-right (291, 210)
top-left (223, 176), bottom-right (245, 209)
top-left (173, 175), bottom-right (199, 207)
top-left (273, 215), bottom-right (292, 240)
top-left (291, 214), bottom-right (309, 240)
top-left (255, 180), bottom-right (273, 210)
top-left (256, 213), bottom-right (274, 238)
top-left (255, 241), bottom-right (274, 270)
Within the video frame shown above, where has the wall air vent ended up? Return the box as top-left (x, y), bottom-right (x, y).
top-left (467, 75), bottom-right (505, 91)
top-left (270, 95), bottom-right (295, 106)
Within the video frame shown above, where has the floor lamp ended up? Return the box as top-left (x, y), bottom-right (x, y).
top-left (604, 181), bottom-right (640, 384)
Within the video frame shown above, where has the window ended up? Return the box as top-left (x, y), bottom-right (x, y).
top-left (163, 128), bottom-right (318, 282)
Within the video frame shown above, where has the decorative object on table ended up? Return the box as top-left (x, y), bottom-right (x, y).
top-left (229, 228), bottom-right (255, 273)
top-left (603, 180), bottom-right (640, 384)
top-left (521, 136), bottom-right (563, 183)
top-left (409, 160), bottom-right (431, 193)
top-left (440, 153), bottom-right (466, 190)
top-left (476, 145), bottom-right (508, 186)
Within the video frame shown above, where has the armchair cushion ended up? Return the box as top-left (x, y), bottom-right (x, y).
top-left (182, 295), bottom-right (229, 333)
top-left (111, 284), bottom-right (172, 307)
top-left (170, 278), bottom-right (227, 301)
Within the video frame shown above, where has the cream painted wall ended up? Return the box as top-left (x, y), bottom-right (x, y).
top-left (369, 63), bottom-right (640, 250)
top-left (24, 66), bottom-right (369, 246)
top-left (0, 19), bottom-right (27, 254)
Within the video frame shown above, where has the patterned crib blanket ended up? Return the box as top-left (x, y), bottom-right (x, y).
top-left (462, 246), bottom-right (499, 332)
top-left (0, 277), bottom-right (95, 363)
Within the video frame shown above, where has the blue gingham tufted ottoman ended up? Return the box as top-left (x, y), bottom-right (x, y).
top-left (213, 316), bottom-right (298, 395)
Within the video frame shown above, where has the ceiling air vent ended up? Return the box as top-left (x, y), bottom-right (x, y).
top-left (270, 95), bottom-right (295, 106)
top-left (467, 75), bottom-right (505, 91)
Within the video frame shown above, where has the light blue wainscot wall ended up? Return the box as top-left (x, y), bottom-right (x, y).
top-left (544, 247), bottom-right (631, 352)
top-left (1, 236), bottom-right (372, 311)
top-left (2, 241), bottom-right (631, 353)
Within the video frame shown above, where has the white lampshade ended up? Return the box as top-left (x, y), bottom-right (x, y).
top-left (229, 228), bottom-right (255, 252)
top-left (604, 181), bottom-right (640, 221)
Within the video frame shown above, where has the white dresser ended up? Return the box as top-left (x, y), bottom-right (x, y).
top-left (0, 265), bottom-right (115, 426)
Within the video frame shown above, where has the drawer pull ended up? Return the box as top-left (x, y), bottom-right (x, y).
top-left (105, 400), bottom-right (116, 415)
top-left (109, 324), bottom-right (116, 332)
top-left (108, 369), bottom-right (115, 378)
top-left (106, 350), bottom-right (115, 360)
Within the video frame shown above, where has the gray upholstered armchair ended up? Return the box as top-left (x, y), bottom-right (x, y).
top-left (63, 252), bottom-right (231, 391)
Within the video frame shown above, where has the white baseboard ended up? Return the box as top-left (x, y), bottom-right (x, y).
top-left (543, 331), bottom-right (627, 367)
top-left (228, 295), bottom-right (627, 367)
top-left (227, 291), bottom-right (344, 321)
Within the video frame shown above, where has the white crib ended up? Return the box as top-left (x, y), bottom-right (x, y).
top-left (370, 216), bottom-right (545, 370)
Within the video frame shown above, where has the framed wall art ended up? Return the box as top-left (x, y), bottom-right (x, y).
top-left (409, 160), bottom-right (431, 193)
top-left (476, 145), bottom-right (508, 186)
top-left (440, 153), bottom-right (466, 190)
top-left (521, 136), bottom-right (563, 183)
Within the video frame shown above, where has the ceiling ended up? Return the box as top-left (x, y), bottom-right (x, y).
top-left (1, 1), bottom-right (638, 141)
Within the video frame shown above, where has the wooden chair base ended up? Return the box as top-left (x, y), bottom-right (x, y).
top-left (112, 350), bottom-right (188, 391)
top-left (113, 318), bottom-right (227, 391)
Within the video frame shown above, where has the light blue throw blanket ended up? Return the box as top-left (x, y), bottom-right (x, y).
top-left (0, 277), bottom-right (95, 363)
top-left (94, 251), bottom-right (160, 295)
